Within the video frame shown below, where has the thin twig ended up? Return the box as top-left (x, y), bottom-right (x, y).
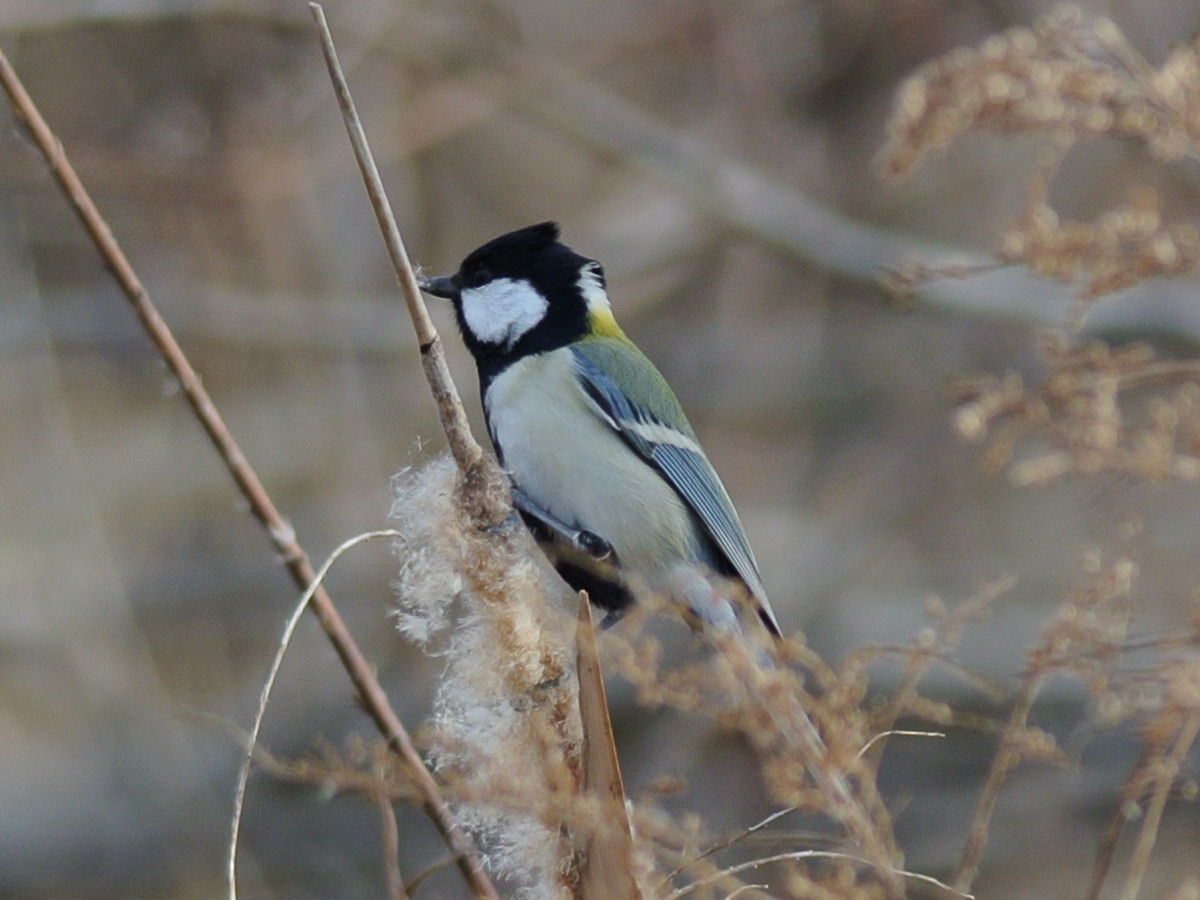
top-left (858, 730), bottom-right (946, 760)
top-left (667, 849), bottom-right (974, 900)
top-left (405, 853), bottom-right (460, 896)
top-left (660, 805), bottom-right (796, 883)
top-left (863, 578), bottom-right (1013, 776)
top-left (1119, 710), bottom-right (1200, 900)
top-left (307, 4), bottom-right (498, 502)
top-left (1086, 707), bottom-right (1200, 900)
top-left (228, 530), bottom-right (399, 898)
top-left (0, 42), bottom-right (499, 900)
top-left (378, 786), bottom-right (410, 900)
top-left (850, 643), bottom-right (1010, 703)
top-left (951, 673), bottom-right (1042, 892)
top-left (1084, 742), bottom-right (1150, 900)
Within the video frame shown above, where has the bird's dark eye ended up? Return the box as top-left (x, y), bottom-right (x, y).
top-left (464, 266), bottom-right (492, 289)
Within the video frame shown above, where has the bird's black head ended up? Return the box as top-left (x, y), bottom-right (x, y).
top-left (421, 222), bottom-right (617, 377)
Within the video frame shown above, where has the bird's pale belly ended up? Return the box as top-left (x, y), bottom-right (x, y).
top-left (485, 352), bottom-right (704, 576)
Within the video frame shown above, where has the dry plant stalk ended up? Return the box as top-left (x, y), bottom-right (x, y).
top-left (952, 552), bottom-right (1135, 891)
top-left (574, 597), bottom-right (641, 899)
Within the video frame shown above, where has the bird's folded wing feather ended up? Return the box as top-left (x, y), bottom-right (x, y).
top-left (569, 344), bottom-right (771, 610)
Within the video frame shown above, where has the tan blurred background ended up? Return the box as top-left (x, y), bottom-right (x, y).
top-left (3, 1), bottom-right (1200, 897)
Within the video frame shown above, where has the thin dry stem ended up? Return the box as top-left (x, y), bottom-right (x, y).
top-left (377, 787), bottom-right (410, 900)
top-left (248, 736), bottom-right (417, 805)
top-left (667, 849), bottom-right (973, 900)
top-left (950, 677), bottom-right (1041, 892)
top-left (863, 579), bottom-right (1014, 775)
top-left (952, 554), bottom-right (1136, 892)
top-left (1086, 653), bottom-right (1200, 899)
top-left (309, 2), bottom-right (510, 531)
top-left (1120, 710), bottom-right (1200, 900)
top-left (228, 530), bottom-right (401, 898)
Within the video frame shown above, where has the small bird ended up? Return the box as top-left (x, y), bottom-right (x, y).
top-left (421, 222), bottom-right (780, 638)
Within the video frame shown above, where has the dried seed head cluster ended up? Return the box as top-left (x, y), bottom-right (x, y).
top-left (952, 338), bottom-right (1200, 486)
top-left (880, 7), bottom-right (1200, 179)
top-left (1028, 551), bottom-right (1137, 691)
top-left (1001, 188), bottom-right (1199, 297)
top-left (879, 5), bottom-right (1200, 299)
top-left (597, 622), bottom-right (903, 890)
top-left (390, 454), bottom-right (581, 897)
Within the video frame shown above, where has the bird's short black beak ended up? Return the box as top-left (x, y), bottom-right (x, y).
top-left (419, 274), bottom-right (458, 299)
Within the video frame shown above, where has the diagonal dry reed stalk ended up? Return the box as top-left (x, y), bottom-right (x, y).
top-left (0, 34), bottom-right (499, 900)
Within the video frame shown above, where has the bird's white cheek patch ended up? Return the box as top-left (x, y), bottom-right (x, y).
top-left (460, 278), bottom-right (548, 350)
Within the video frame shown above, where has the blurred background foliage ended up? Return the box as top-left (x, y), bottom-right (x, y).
top-left (2, 1), bottom-right (1200, 897)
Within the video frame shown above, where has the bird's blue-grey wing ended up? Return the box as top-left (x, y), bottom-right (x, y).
top-left (569, 344), bottom-right (777, 630)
